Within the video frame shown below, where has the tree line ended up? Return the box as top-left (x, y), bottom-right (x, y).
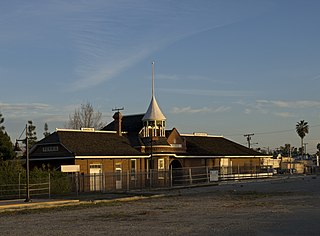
top-left (0, 103), bottom-right (319, 161)
top-left (0, 102), bottom-right (105, 190)
top-left (0, 102), bottom-right (104, 161)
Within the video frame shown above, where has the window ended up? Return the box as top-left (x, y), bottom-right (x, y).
top-left (42, 146), bottom-right (58, 152)
top-left (130, 159), bottom-right (137, 180)
top-left (158, 158), bottom-right (165, 179)
top-left (158, 159), bottom-right (164, 170)
top-left (90, 164), bottom-right (102, 169)
top-left (171, 144), bottom-right (182, 148)
top-left (115, 163), bottom-right (121, 169)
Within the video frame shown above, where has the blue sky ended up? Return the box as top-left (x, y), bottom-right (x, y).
top-left (1, 0), bottom-right (320, 153)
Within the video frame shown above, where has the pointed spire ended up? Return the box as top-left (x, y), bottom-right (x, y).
top-left (142, 61), bottom-right (166, 121)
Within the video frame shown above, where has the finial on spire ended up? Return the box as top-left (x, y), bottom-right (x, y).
top-left (152, 61), bottom-right (155, 98)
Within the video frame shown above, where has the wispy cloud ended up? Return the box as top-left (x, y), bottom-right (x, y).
top-left (0, 102), bottom-right (50, 112)
top-left (0, 102), bottom-right (68, 122)
top-left (310, 73), bottom-right (320, 81)
top-left (156, 74), bottom-right (236, 86)
top-left (162, 88), bottom-right (255, 97)
top-left (0, 1), bottom-right (271, 92)
top-left (62, 1), bottom-right (250, 91)
top-left (237, 99), bottom-right (320, 118)
top-left (256, 100), bottom-right (320, 109)
top-left (172, 106), bottom-right (230, 114)
top-left (273, 112), bottom-right (295, 118)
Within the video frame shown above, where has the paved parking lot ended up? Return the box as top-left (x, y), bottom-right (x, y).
top-left (1, 175), bottom-right (320, 235)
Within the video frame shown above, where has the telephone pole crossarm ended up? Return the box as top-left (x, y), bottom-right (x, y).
top-left (244, 133), bottom-right (254, 149)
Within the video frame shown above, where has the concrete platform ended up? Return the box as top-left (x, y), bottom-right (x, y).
top-left (0, 198), bottom-right (80, 213)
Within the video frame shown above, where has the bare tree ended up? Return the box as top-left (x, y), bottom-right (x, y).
top-left (66, 103), bottom-right (104, 129)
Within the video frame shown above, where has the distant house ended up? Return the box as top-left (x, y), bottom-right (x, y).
top-left (30, 64), bottom-right (270, 190)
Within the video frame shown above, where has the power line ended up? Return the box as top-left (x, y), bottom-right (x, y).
top-left (225, 123), bottom-right (320, 137)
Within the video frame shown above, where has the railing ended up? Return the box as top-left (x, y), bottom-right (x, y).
top-left (75, 165), bottom-right (272, 193)
top-left (0, 165), bottom-right (274, 199)
top-left (0, 174), bottom-right (51, 200)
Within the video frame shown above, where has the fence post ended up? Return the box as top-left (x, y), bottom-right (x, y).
top-left (127, 171), bottom-right (130, 192)
top-left (48, 173), bottom-right (51, 199)
top-left (150, 170), bottom-right (152, 189)
top-left (76, 172), bottom-right (79, 197)
top-left (18, 172), bottom-right (21, 199)
top-left (189, 168), bottom-right (192, 185)
top-left (103, 173), bottom-right (105, 193)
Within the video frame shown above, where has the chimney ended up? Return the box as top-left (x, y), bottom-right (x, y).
top-left (113, 111), bottom-right (123, 136)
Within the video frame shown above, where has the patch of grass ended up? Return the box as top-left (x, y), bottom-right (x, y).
top-left (0, 201), bottom-right (123, 217)
top-left (224, 190), bottom-right (295, 201)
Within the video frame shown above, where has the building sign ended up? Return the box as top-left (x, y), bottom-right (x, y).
top-left (209, 170), bottom-right (219, 182)
top-left (61, 165), bottom-right (80, 172)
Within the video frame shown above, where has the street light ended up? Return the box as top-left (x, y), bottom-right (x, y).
top-left (15, 124), bottom-right (31, 202)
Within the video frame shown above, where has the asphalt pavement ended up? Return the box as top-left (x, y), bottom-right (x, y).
top-left (0, 175), bottom-right (316, 213)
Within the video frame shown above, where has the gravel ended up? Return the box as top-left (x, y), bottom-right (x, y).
top-left (1, 175), bottom-right (320, 236)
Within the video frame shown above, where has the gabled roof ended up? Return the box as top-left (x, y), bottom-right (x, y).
top-left (102, 114), bottom-right (144, 133)
top-left (142, 96), bottom-right (166, 121)
top-left (181, 135), bottom-right (265, 156)
top-left (33, 130), bottom-right (144, 157)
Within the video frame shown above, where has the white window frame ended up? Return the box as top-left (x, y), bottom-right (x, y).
top-left (158, 158), bottom-right (165, 179)
top-left (42, 146), bottom-right (59, 152)
top-left (130, 159), bottom-right (137, 180)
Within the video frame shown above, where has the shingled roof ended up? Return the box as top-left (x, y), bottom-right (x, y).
top-left (102, 114), bottom-right (144, 133)
top-left (34, 130), bottom-right (144, 157)
top-left (182, 135), bottom-right (264, 156)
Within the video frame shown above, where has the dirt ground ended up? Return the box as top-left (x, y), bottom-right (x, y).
top-left (1, 175), bottom-right (320, 236)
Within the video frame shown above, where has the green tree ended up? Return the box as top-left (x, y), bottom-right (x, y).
top-left (0, 132), bottom-right (15, 161)
top-left (317, 143), bottom-right (320, 156)
top-left (43, 123), bottom-right (50, 138)
top-left (296, 120), bottom-right (309, 157)
top-left (0, 159), bottom-right (24, 185)
top-left (0, 112), bottom-right (4, 132)
top-left (27, 120), bottom-right (37, 148)
top-left (0, 113), bottom-right (15, 161)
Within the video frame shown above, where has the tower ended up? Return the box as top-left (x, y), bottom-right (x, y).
top-left (142, 62), bottom-right (166, 138)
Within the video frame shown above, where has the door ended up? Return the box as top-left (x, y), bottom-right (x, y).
top-left (90, 164), bottom-right (102, 191)
top-left (115, 163), bottom-right (122, 190)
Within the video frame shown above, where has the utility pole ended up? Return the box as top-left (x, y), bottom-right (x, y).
top-left (16, 124), bottom-right (31, 202)
top-left (304, 143), bottom-right (308, 159)
top-left (244, 133), bottom-right (254, 149)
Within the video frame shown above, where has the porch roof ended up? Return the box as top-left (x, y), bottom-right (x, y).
top-left (35, 130), bottom-right (144, 157)
top-left (181, 135), bottom-right (266, 157)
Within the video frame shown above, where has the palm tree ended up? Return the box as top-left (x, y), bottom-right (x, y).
top-left (296, 120), bottom-right (309, 158)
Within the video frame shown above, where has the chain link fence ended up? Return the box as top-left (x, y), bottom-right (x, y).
top-left (0, 165), bottom-right (276, 199)
top-left (75, 165), bottom-right (272, 193)
top-left (0, 173), bottom-right (50, 200)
